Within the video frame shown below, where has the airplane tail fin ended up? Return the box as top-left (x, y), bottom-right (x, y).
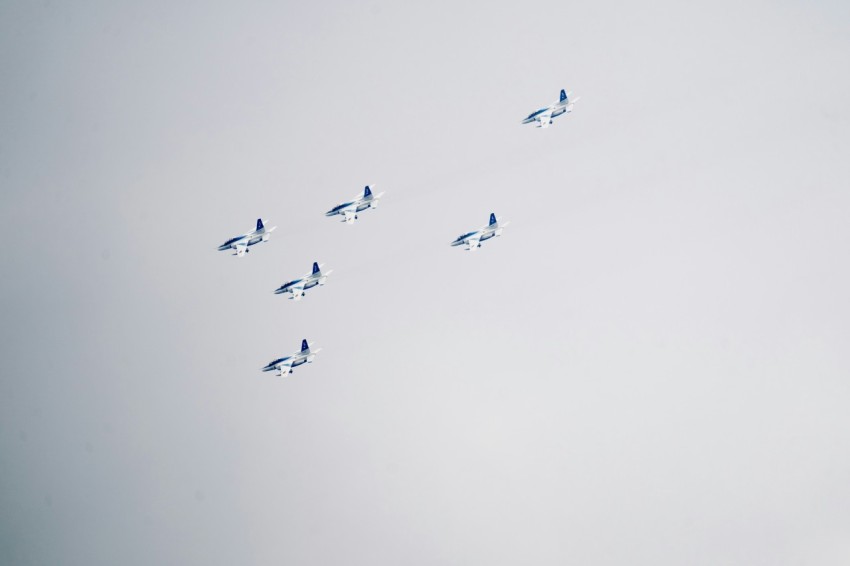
top-left (560, 89), bottom-right (568, 103)
top-left (301, 339), bottom-right (310, 353)
top-left (489, 213), bottom-right (498, 226)
top-left (256, 218), bottom-right (265, 232)
top-left (364, 186), bottom-right (372, 198)
top-left (312, 262), bottom-right (320, 275)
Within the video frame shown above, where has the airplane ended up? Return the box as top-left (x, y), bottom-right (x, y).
top-left (274, 262), bottom-right (332, 300)
top-left (325, 185), bottom-right (385, 224)
top-left (217, 218), bottom-right (277, 257)
top-left (261, 339), bottom-right (320, 377)
top-left (521, 89), bottom-right (580, 128)
top-left (450, 213), bottom-right (509, 251)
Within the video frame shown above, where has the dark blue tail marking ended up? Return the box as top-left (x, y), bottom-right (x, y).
top-left (312, 262), bottom-right (320, 275)
top-left (489, 213), bottom-right (497, 226)
top-left (256, 218), bottom-right (264, 231)
top-left (560, 89), bottom-right (567, 102)
top-left (364, 186), bottom-right (372, 198)
top-left (301, 339), bottom-right (309, 352)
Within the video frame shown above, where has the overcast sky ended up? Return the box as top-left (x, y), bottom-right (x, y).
top-left (2, 0), bottom-right (850, 564)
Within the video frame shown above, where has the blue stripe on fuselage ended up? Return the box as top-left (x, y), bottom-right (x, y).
top-left (222, 235), bottom-right (246, 247)
top-left (328, 202), bottom-right (354, 214)
top-left (266, 356), bottom-right (291, 367)
top-left (526, 107), bottom-right (549, 120)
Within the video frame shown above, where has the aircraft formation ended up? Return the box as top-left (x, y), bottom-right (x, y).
top-left (218, 89), bottom-right (579, 378)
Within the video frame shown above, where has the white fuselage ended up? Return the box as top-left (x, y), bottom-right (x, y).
top-left (274, 271), bottom-right (329, 299)
top-left (451, 224), bottom-right (502, 250)
top-left (218, 224), bottom-right (275, 255)
top-left (261, 349), bottom-right (317, 376)
top-left (326, 190), bottom-right (383, 223)
top-left (522, 95), bottom-right (576, 128)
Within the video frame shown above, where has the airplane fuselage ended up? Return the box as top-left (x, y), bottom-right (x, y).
top-left (325, 196), bottom-right (375, 217)
top-left (326, 187), bottom-right (383, 223)
top-left (275, 276), bottom-right (322, 295)
top-left (262, 343), bottom-right (318, 375)
top-left (218, 233), bottom-right (263, 251)
top-left (262, 354), bottom-right (310, 372)
top-left (326, 201), bottom-right (356, 216)
top-left (451, 227), bottom-right (498, 247)
top-left (522, 107), bottom-right (551, 124)
top-left (522, 102), bottom-right (568, 125)
top-left (218, 219), bottom-right (275, 255)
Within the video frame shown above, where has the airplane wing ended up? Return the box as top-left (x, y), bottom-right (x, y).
top-left (276, 359), bottom-right (293, 376)
top-left (342, 209), bottom-right (357, 224)
top-left (466, 236), bottom-right (481, 251)
top-left (234, 242), bottom-right (248, 256)
top-left (289, 281), bottom-right (306, 300)
top-left (537, 111), bottom-right (553, 128)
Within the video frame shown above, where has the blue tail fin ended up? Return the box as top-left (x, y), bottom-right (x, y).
top-left (560, 89), bottom-right (567, 103)
top-left (312, 262), bottom-right (320, 275)
top-left (364, 186), bottom-right (372, 198)
top-left (301, 339), bottom-right (309, 352)
top-left (256, 218), bottom-right (264, 231)
top-left (489, 213), bottom-right (497, 226)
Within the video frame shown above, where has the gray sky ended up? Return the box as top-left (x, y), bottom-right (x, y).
top-left (2, 0), bottom-right (850, 564)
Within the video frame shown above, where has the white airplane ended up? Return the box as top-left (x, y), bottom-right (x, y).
top-left (217, 218), bottom-right (277, 257)
top-left (451, 213), bottom-right (509, 251)
top-left (325, 185), bottom-right (384, 224)
top-left (261, 339), bottom-right (320, 377)
top-left (274, 262), bottom-right (332, 300)
top-left (521, 89), bottom-right (580, 128)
